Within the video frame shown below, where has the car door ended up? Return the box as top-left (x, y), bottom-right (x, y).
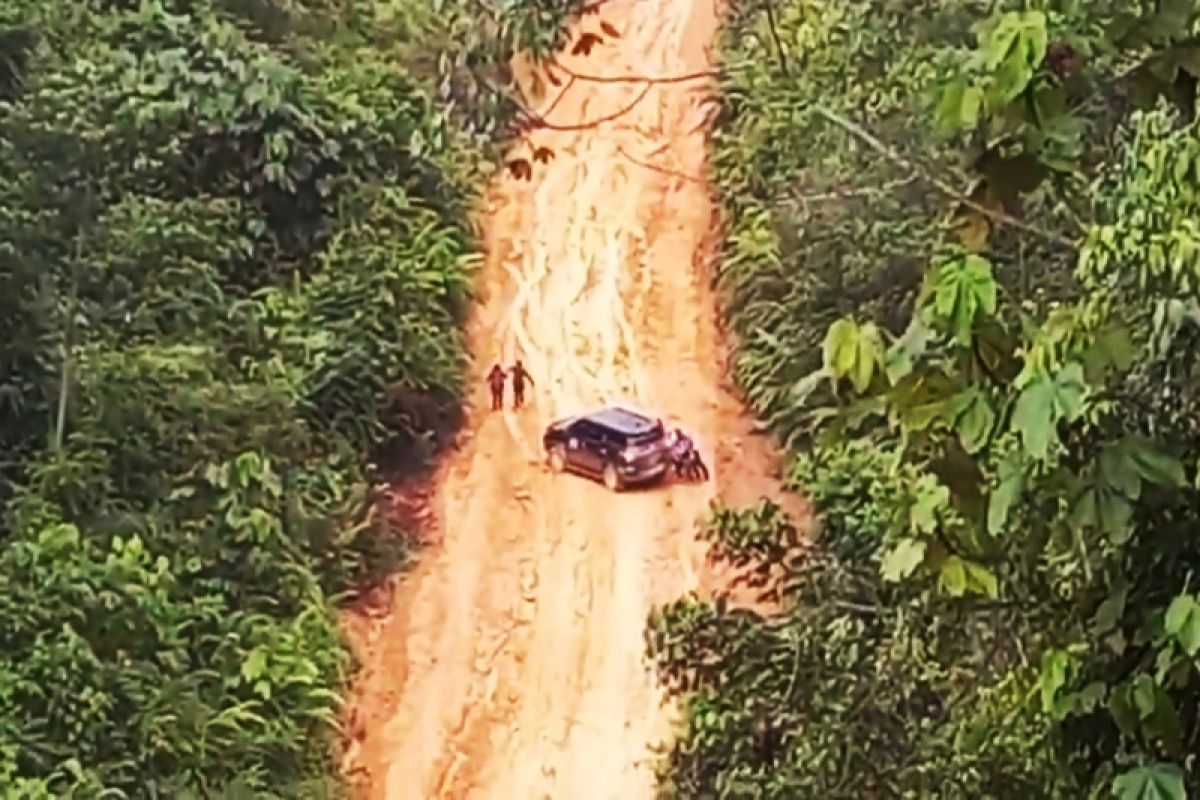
top-left (564, 420), bottom-right (602, 474)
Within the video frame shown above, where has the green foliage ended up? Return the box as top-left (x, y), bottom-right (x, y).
top-left (371, 0), bottom-right (583, 148)
top-left (1113, 763), bottom-right (1186, 800)
top-left (0, 0), bottom-right (571, 791)
top-left (657, 0), bottom-right (1200, 796)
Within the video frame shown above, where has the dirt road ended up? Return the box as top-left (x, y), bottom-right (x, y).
top-left (343, 1), bottom-right (799, 797)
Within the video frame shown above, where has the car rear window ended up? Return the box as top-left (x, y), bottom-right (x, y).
top-left (627, 428), bottom-right (664, 446)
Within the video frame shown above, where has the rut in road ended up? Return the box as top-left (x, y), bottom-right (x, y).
top-left (342, 0), bottom-right (801, 797)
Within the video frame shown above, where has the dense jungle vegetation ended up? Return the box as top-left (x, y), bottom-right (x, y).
top-left (0, 0), bottom-right (576, 794)
top-left (648, 0), bottom-right (1200, 798)
top-left (8, 0), bottom-right (1200, 796)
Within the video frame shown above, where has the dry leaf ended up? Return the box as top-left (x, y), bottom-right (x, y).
top-left (572, 32), bottom-right (603, 56)
top-left (599, 21), bottom-right (620, 38)
top-left (957, 210), bottom-right (991, 251)
top-left (527, 72), bottom-right (544, 101)
top-left (506, 159), bottom-right (532, 180)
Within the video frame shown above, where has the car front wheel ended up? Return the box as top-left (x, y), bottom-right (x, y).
top-left (547, 445), bottom-right (567, 473)
top-left (602, 462), bottom-right (623, 492)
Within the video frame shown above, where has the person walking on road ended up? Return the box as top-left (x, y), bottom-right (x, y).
top-left (487, 363), bottom-right (506, 411)
top-left (509, 359), bottom-right (534, 409)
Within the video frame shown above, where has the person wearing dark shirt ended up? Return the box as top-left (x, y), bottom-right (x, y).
top-left (509, 359), bottom-right (534, 409)
top-left (487, 363), bottom-right (506, 411)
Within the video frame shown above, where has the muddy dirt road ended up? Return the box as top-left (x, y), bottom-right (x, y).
top-left (343, 1), bottom-right (799, 797)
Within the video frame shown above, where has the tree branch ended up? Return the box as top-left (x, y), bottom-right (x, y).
top-left (812, 107), bottom-right (1078, 249)
top-left (525, 59), bottom-right (717, 129)
top-left (551, 62), bottom-right (719, 84)
top-left (789, 175), bottom-right (918, 205)
top-left (763, 0), bottom-right (790, 76)
top-left (524, 81), bottom-right (653, 131)
top-left (535, 74), bottom-right (577, 119)
top-left (616, 144), bottom-right (704, 183)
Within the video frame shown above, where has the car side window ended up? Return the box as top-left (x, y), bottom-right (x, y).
top-left (593, 428), bottom-right (616, 451)
top-left (571, 420), bottom-right (598, 442)
top-left (579, 421), bottom-right (615, 451)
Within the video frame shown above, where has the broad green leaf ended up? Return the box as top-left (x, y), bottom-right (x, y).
top-left (1081, 323), bottom-right (1137, 380)
top-left (955, 715), bottom-right (989, 753)
top-left (822, 319), bottom-right (884, 393)
top-left (1076, 681), bottom-right (1108, 713)
top-left (1039, 648), bottom-right (1071, 713)
top-left (1109, 685), bottom-right (1139, 736)
top-left (964, 559), bottom-right (998, 598)
top-left (936, 77), bottom-right (968, 131)
top-left (1132, 674), bottom-right (1156, 719)
top-left (888, 371), bottom-right (955, 432)
top-left (928, 254), bottom-right (997, 344)
top-left (1100, 442), bottom-right (1143, 500)
top-left (241, 648), bottom-right (268, 682)
top-left (947, 387), bottom-right (995, 454)
top-left (1011, 374), bottom-right (1056, 458)
top-left (884, 316), bottom-right (931, 383)
top-left (1111, 763), bottom-right (1185, 800)
top-left (1164, 594), bottom-right (1200, 656)
top-left (1052, 362), bottom-right (1087, 421)
top-left (980, 12), bottom-right (1047, 101)
top-left (941, 557), bottom-right (998, 598)
top-left (1071, 487), bottom-right (1098, 529)
top-left (1125, 436), bottom-right (1186, 487)
top-left (987, 451), bottom-right (1024, 534)
top-left (1071, 485), bottom-right (1134, 543)
top-left (981, 14), bottom-right (1022, 70)
top-left (961, 85), bottom-right (984, 129)
top-left (1097, 489), bottom-right (1134, 544)
top-left (910, 476), bottom-right (949, 534)
top-left (850, 323), bottom-right (885, 393)
top-left (939, 555), bottom-right (968, 596)
top-left (1011, 362), bottom-right (1088, 459)
top-left (1093, 586), bottom-right (1128, 635)
top-left (936, 77), bottom-right (984, 133)
top-left (882, 538), bottom-right (927, 582)
top-left (1126, 675), bottom-right (1183, 749)
top-left (823, 318), bottom-right (859, 377)
top-left (991, 49), bottom-right (1034, 102)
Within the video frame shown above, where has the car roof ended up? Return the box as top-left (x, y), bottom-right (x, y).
top-left (581, 405), bottom-right (659, 436)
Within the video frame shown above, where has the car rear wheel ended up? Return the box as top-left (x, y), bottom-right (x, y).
top-left (548, 445), bottom-right (566, 473)
top-left (602, 462), bottom-right (623, 492)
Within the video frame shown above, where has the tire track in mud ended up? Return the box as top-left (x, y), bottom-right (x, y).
top-left (343, 1), bottom-right (803, 798)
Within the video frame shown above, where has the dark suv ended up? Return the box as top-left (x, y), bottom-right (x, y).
top-left (542, 406), bottom-right (671, 491)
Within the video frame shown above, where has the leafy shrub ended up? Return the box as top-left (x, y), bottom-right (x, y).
top-left (788, 440), bottom-right (896, 563)
top-left (0, 0), bottom-right (554, 792)
top-left (655, 1), bottom-right (1200, 797)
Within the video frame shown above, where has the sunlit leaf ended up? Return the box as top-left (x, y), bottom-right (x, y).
top-left (1164, 594), bottom-right (1200, 656)
top-left (926, 254), bottom-right (997, 344)
top-left (882, 537), bottom-right (927, 582)
top-left (1011, 362), bottom-right (1087, 459)
top-left (987, 450), bottom-right (1024, 534)
top-left (1111, 763), bottom-right (1186, 800)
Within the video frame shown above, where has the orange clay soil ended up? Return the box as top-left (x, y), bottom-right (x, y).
top-left (341, 0), bottom-right (807, 797)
